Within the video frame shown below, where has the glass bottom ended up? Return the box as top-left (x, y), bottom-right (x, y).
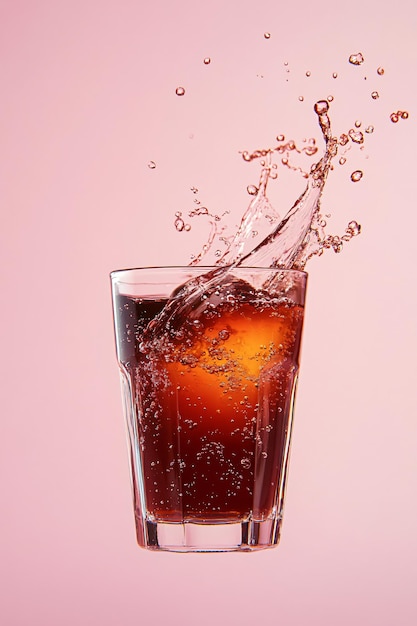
top-left (136, 515), bottom-right (283, 552)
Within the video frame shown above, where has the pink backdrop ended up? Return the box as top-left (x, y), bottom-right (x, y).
top-left (1, 1), bottom-right (416, 624)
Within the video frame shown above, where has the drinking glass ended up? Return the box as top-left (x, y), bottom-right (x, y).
top-left (111, 266), bottom-right (307, 551)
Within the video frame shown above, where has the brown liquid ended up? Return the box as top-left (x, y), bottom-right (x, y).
top-left (115, 286), bottom-right (304, 522)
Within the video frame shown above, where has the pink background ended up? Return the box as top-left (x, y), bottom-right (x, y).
top-left (1, 1), bottom-right (416, 624)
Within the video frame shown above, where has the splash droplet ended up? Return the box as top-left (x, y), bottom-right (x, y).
top-left (351, 170), bottom-right (363, 182)
top-left (175, 86), bottom-right (185, 96)
top-left (339, 134), bottom-right (349, 146)
top-left (247, 185), bottom-right (258, 195)
top-left (390, 113), bottom-right (399, 123)
top-left (327, 95), bottom-right (334, 102)
top-left (348, 129), bottom-right (364, 144)
top-left (401, 111), bottom-right (409, 119)
top-left (365, 125), bottom-right (374, 133)
top-left (276, 134), bottom-right (285, 142)
top-left (147, 161), bottom-right (156, 169)
top-left (314, 100), bottom-right (329, 115)
top-left (355, 120), bottom-right (362, 128)
top-left (298, 96), bottom-right (304, 102)
top-left (371, 91), bottom-right (379, 100)
top-left (349, 53), bottom-right (365, 66)
top-left (332, 72), bottom-right (338, 78)
top-left (306, 70), bottom-right (311, 77)
top-left (203, 57), bottom-right (211, 65)
top-left (339, 157), bottom-right (346, 165)
top-left (377, 67), bottom-right (385, 75)
top-left (264, 32), bottom-right (271, 39)
top-left (348, 220), bottom-right (361, 235)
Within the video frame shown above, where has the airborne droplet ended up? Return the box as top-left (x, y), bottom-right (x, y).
top-left (147, 161), bottom-right (156, 169)
top-left (390, 113), bottom-right (399, 123)
top-left (264, 32), bottom-right (271, 39)
top-left (175, 86), bottom-right (185, 96)
top-left (371, 91), bottom-right (379, 99)
top-left (332, 72), bottom-right (338, 78)
top-left (348, 129), bottom-right (364, 144)
top-left (276, 134), bottom-right (285, 142)
top-left (298, 96), bottom-right (304, 102)
top-left (306, 70), bottom-right (311, 77)
top-left (349, 53), bottom-right (365, 66)
top-left (339, 157), bottom-right (346, 165)
top-left (350, 170), bottom-right (363, 182)
top-left (203, 57), bottom-right (211, 65)
top-left (247, 185), bottom-right (258, 195)
top-left (365, 125), bottom-right (374, 133)
top-left (377, 67), bottom-right (385, 75)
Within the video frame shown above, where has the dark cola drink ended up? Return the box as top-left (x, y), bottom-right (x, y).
top-left (112, 268), bottom-right (306, 550)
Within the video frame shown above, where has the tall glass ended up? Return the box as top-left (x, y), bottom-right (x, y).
top-left (111, 266), bottom-right (307, 552)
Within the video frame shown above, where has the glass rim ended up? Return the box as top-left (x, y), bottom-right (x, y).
top-left (110, 265), bottom-right (308, 281)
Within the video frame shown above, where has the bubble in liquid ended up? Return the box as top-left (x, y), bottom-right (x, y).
top-left (371, 91), bottom-right (379, 99)
top-left (247, 185), bottom-right (258, 195)
top-left (264, 32), bottom-right (271, 39)
top-left (350, 170), bottom-right (363, 182)
top-left (175, 86), bottom-right (185, 96)
top-left (377, 67), bottom-right (385, 75)
top-left (390, 113), bottom-right (399, 123)
top-left (298, 95), bottom-right (304, 102)
top-left (349, 53), bottom-right (365, 65)
top-left (241, 458), bottom-right (251, 469)
top-left (306, 70), bottom-right (311, 77)
top-left (203, 57), bottom-right (211, 65)
top-left (147, 160), bottom-right (156, 169)
top-left (339, 157), bottom-right (346, 165)
top-left (276, 134), bottom-right (285, 142)
top-left (365, 125), bottom-right (374, 133)
top-left (332, 72), bottom-right (338, 78)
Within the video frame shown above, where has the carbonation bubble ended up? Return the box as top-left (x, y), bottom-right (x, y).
top-left (351, 170), bottom-right (363, 182)
top-left (241, 458), bottom-right (251, 469)
top-left (349, 53), bottom-right (365, 65)
top-left (147, 161), bottom-right (156, 169)
top-left (247, 185), bottom-right (258, 195)
top-left (264, 32), bottom-right (271, 39)
top-left (371, 91), bottom-right (379, 99)
top-left (175, 86), bottom-right (185, 96)
top-left (377, 67), bottom-right (385, 75)
top-left (203, 57), bottom-right (211, 64)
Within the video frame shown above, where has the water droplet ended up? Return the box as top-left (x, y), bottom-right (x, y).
top-left (184, 224), bottom-right (191, 231)
top-left (401, 111), bottom-right (409, 119)
top-left (371, 91), bottom-right (379, 100)
top-left (284, 61), bottom-right (289, 66)
top-left (351, 170), bottom-right (363, 182)
top-left (264, 32), bottom-right (271, 39)
top-left (339, 133), bottom-right (349, 146)
top-left (306, 70), bottom-right (311, 77)
top-left (327, 95), bottom-right (334, 102)
top-left (314, 100), bottom-right (329, 115)
top-left (203, 57), bottom-right (211, 65)
top-left (298, 95), bottom-right (304, 102)
top-left (348, 220), bottom-right (361, 235)
top-left (190, 186), bottom-right (198, 193)
top-left (332, 72), bottom-right (338, 78)
top-left (365, 125), bottom-right (374, 133)
top-left (175, 86), bottom-right (185, 96)
top-left (355, 120), bottom-right (362, 128)
top-left (247, 185), bottom-right (258, 195)
top-left (147, 161), bottom-right (156, 169)
top-left (349, 53), bottom-right (365, 66)
top-left (339, 157), bottom-right (346, 165)
top-left (276, 134), bottom-right (285, 142)
top-left (377, 67), bottom-right (385, 75)
top-left (241, 458), bottom-right (251, 469)
top-left (348, 129), bottom-right (364, 144)
top-left (390, 113), bottom-right (399, 123)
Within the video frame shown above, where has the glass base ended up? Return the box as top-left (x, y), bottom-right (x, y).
top-left (136, 516), bottom-right (283, 552)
